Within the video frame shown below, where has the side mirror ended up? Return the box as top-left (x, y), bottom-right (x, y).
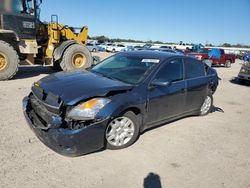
top-left (150, 79), bottom-right (171, 87)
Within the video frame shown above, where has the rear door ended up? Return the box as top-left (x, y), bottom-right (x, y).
top-left (184, 57), bottom-right (208, 112)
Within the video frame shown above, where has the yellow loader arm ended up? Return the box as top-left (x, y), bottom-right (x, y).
top-left (46, 23), bottom-right (88, 58)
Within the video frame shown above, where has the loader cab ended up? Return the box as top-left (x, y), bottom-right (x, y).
top-left (0, 0), bottom-right (43, 40)
top-left (0, 0), bottom-right (41, 18)
top-left (22, 0), bottom-right (42, 19)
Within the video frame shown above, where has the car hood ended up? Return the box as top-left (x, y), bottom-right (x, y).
top-left (36, 71), bottom-right (133, 105)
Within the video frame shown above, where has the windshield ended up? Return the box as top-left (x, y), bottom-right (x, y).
top-left (91, 55), bottom-right (158, 84)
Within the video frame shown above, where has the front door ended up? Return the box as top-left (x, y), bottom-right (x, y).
top-left (146, 58), bottom-right (186, 127)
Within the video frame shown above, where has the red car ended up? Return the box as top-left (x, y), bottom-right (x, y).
top-left (188, 48), bottom-right (236, 68)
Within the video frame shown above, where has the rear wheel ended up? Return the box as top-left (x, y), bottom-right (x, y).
top-left (105, 111), bottom-right (140, 150)
top-left (112, 49), bottom-right (116, 53)
top-left (0, 40), bottom-right (19, 80)
top-left (60, 44), bottom-right (93, 71)
top-left (225, 60), bottom-right (231, 68)
top-left (200, 94), bottom-right (213, 116)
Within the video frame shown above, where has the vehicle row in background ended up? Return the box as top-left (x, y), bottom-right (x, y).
top-left (187, 48), bottom-right (236, 68)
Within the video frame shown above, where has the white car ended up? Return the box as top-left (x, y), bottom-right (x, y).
top-left (98, 43), bottom-right (113, 51)
top-left (106, 44), bottom-right (126, 53)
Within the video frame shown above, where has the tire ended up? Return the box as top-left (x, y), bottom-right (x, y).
top-left (200, 93), bottom-right (213, 116)
top-left (92, 48), bottom-right (97, 52)
top-left (112, 49), bottom-right (116, 53)
top-left (60, 44), bottom-right (93, 71)
top-left (105, 111), bottom-right (140, 150)
top-left (0, 40), bottom-right (19, 80)
top-left (225, 60), bottom-right (231, 68)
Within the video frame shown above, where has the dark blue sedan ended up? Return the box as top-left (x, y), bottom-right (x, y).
top-left (23, 51), bottom-right (219, 156)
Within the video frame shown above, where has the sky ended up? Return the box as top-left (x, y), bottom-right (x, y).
top-left (40, 0), bottom-right (250, 45)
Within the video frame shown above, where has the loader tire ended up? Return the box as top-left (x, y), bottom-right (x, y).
top-left (0, 40), bottom-right (19, 81)
top-left (60, 44), bottom-right (93, 71)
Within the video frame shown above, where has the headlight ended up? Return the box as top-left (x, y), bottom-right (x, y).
top-left (67, 98), bottom-right (111, 120)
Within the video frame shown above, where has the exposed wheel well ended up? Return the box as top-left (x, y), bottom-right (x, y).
top-left (120, 107), bottom-right (143, 132)
top-left (122, 107), bottom-right (141, 116)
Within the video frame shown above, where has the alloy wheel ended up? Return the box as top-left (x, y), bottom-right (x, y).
top-left (71, 53), bottom-right (87, 68)
top-left (0, 52), bottom-right (8, 72)
top-left (105, 117), bottom-right (135, 147)
top-left (200, 96), bottom-right (212, 115)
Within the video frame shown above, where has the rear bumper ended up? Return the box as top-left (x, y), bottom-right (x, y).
top-left (23, 97), bottom-right (109, 157)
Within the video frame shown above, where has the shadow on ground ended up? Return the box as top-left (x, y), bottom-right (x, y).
top-left (143, 172), bottom-right (162, 188)
top-left (13, 66), bottom-right (56, 80)
top-left (211, 105), bottom-right (224, 113)
top-left (230, 77), bottom-right (250, 87)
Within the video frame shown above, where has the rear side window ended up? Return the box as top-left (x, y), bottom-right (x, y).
top-left (184, 58), bottom-right (205, 79)
top-left (154, 58), bottom-right (183, 82)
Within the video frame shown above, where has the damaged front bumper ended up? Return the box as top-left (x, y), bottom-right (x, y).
top-left (22, 97), bottom-right (109, 157)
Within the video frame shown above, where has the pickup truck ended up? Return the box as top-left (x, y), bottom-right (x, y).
top-left (188, 48), bottom-right (236, 68)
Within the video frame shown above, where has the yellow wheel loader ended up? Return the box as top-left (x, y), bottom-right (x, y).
top-left (0, 0), bottom-right (93, 80)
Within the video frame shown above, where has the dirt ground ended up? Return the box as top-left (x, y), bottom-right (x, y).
top-left (0, 52), bottom-right (250, 188)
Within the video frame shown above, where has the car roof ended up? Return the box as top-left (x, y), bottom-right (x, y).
top-left (121, 50), bottom-right (183, 62)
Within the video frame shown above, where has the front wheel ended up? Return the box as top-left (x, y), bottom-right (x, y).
top-left (105, 111), bottom-right (140, 150)
top-left (200, 94), bottom-right (213, 116)
top-left (0, 40), bottom-right (19, 80)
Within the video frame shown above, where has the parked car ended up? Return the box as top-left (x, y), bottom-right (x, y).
top-left (160, 45), bottom-right (172, 49)
top-left (134, 44), bottom-right (155, 51)
top-left (238, 55), bottom-right (250, 84)
top-left (243, 53), bottom-right (250, 63)
top-left (238, 61), bottom-right (250, 84)
top-left (133, 45), bottom-right (144, 51)
top-left (188, 48), bottom-right (236, 68)
top-left (121, 46), bottom-right (135, 52)
top-left (187, 48), bottom-right (210, 57)
top-left (86, 43), bottom-right (98, 52)
top-left (106, 44), bottom-right (126, 52)
top-left (175, 49), bottom-right (185, 55)
top-left (23, 51), bottom-right (219, 156)
top-left (95, 43), bottom-right (105, 52)
top-left (148, 48), bottom-right (184, 55)
top-left (98, 43), bottom-right (113, 51)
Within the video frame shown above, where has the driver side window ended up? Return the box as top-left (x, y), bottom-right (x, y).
top-left (154, 58), bottom-right (184, 82)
